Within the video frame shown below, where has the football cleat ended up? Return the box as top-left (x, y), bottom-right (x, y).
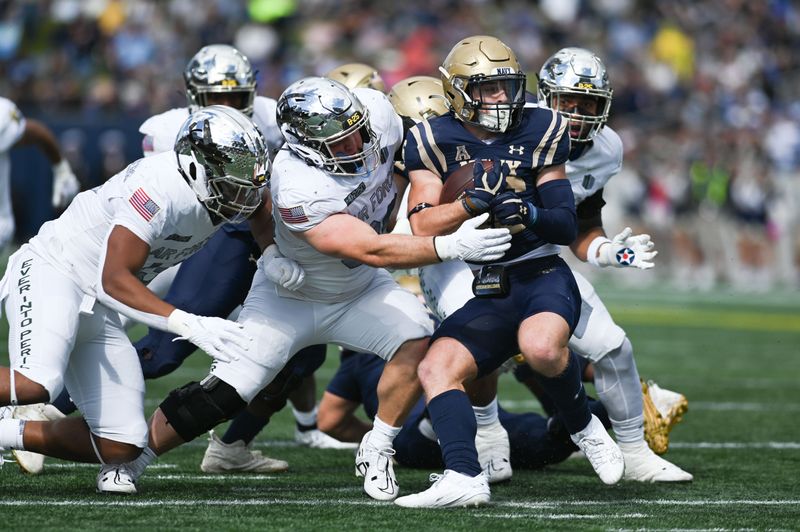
top-left (641, 379), bottom-right (688, 454)
top-left (10, 403), bottom-right (65, 475)
top-left (97, 464), bottom-right (137, 494)
top-left (295, 428), bottom-right (358, 450)
top-left (200, 430), bottom-right (289, 473)
top-left (355, 431), bottom-right (398, 501)
top-left (475, 421), bottom-right (512, 484)
top-left (395, 470), bottom-right (490, 508)
top-left (619, 440), bottom-right (693, 482)
top-left (648, 381), bottom-right (689, 426)
top-left (571, 414), bottom-right (625, 485)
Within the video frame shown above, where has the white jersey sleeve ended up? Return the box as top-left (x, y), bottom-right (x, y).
top-left (252, 96), bottom-right (283, 156)
top-left (139, 108), bottom-right (190, 157)
top-left (566, 126), bottom-right (623, 205)
top-left (0, 97), bottom-right (26, 152)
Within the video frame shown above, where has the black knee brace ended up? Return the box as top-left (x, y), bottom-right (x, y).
top-left (159, 376), bottom-right (246, 442)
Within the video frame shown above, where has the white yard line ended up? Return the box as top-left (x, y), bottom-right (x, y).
top-left (498, 399), bottom-right (800, 411)
top-left (0, 498), bottom-right (797, 508)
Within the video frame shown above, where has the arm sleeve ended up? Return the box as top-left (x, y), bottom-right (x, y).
top-left (530, 179), bottom-right (578, 245)
top-left (576, 188), bottom-right (606, 233)
top-left (0, 99), bottom-right (26, 152)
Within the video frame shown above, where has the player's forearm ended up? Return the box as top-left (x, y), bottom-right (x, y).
top-left (354, 234), bottom-right (440, 269)
top-left (529, 180), bottom-right (578, 245)
top-left (97, 271), bottom-right (175, 330)
top-left (19, 119), bottom-right (62, 164)
top-left (408, 201), bottom-right (469, 237)
top-left (570, 226), bottom-right (606, 262)
top-left (248, 199), bottom-right (275, 252)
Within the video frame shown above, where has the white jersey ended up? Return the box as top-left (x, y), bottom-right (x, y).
top-left (139, 96), bottom-right (282, 157)
top-left (27, 151), bottom-right (218, 296)
top-left (269, 88), bottom-right (404, 303)
top-left (566, 126), bottom-right (623, 206)
top-left (0, 97), bottom-right (26, 248)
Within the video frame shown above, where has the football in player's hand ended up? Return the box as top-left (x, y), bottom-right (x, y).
top-left (439, 159), bottom-right (494, 204)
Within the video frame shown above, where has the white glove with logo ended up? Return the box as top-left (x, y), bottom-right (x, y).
top-left (167, 309), bottom-right (252, 363)
top-left (593, 227), bottom-right (657, 270)
top-left (51, 160), bottom-right (80, 209)
top-left (434, 213), bottom-right (512, 262)
top-left (261, 244), bottom-right (305, 290)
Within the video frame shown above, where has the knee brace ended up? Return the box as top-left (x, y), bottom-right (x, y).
top-left (159, 376), bottom-right (246, 442)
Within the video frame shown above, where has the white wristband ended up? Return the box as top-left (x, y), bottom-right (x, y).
top-left (587, 236), bottom-right (611, 267)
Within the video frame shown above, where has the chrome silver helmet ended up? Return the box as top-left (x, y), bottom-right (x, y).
top-left (325, 63), bottom-right (386, 92)
top-left (175, 105), bottom-right (269, 223)
top-left (184, 44), bottom-right (257, 116)
top-left (388, 76), bottom-right (450, 122)
top-left (277, 77), bottom-right (381, 177)
top-left (538, 47), bottom-right (612, 143)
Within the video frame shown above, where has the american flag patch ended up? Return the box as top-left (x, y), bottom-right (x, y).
top-left (278, 205), bottom-right (309, 224)
top-left (129, 188), bottom-right (161, 221)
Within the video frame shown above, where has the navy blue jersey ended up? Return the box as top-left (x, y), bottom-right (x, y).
top-left (404, 108), bottom-right (571, 262)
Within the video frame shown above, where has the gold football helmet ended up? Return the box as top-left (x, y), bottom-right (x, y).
top-left (387, 76), bottom-right (450, 122)
top-left (439, 35), bottom-right (526, 132)
top-left (325, 63), bottom-right (386, 92)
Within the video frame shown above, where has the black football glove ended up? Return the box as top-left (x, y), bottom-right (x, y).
top-left (462, 159), bottom-right (506, 215)
top-left (490, 191), bottom-right (538, 227)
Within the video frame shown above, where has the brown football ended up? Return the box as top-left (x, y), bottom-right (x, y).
top-left (439, 159), bottom-right (494, 205)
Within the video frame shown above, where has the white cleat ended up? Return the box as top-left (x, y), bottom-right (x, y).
top-left (355, 430), bottom-right (398, 501)
top-left (475, 421), bottom-right (512, 484)
top-left (295, 428), bottom-right (358, 450)
top-left (571, 414), bottom-right (625, 485)
top-left (97, 464), bottom-right (137, 494)
top-left (200, 430), bottom-right (289, 473)
top-left (395, 470), bottom-right (490, 508)
top-left (620, 441), bottom-right (693, 482)
top-left (10, 403), bottom-right (65, 475)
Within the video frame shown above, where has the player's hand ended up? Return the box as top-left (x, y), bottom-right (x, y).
top-left (597, 227), bottom-right (658, 270)
top-left (51, 160), bottom-right (80, 209)
top-left (434, 213), bottom-right (511, 262)
top-left (462, 159), bottom-right (506, 215)
top-left (167, 309), bottom-right (252, 363)
top-left (261, 244), bottom-right (305, 290)
top-left (490, 191), bottom-right (537, 227)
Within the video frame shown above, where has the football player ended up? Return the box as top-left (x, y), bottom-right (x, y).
top-left (317, 350), bottom-right (613, 471)
top-left (409, 46), bottom-right (693, 486)
top-left (0, 97), bottom-right (80, 251)
top-left (0, 106), bottom-right (270, 493)
top-left (116, 77), bottom-right (511, 500)
top-left (18, 45), bottom-right (335, 479)
top-left (395, 35), bottom-right (624, 508)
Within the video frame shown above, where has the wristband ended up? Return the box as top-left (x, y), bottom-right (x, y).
top-left (587, 236), bottom-right (611, 267)
top-left (408, 202), bottom-right (433, 218)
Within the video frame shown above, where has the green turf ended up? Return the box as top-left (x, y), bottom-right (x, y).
top-left (2, 283), bottom-right (799, 530)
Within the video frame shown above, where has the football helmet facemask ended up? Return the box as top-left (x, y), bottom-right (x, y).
top-left (277, 77), bottom-right (382, 177)
top-left (440, 35), bottom-right (526, 133)
top-left (184, 44), bottom-right (257, 116)
top-left (325, 63), bottom-right (386, 92)
top-left (388, 76), bottom-right (450, 122)
top-left (538, 47), bottom-right (612, 143)
top-left (175, 105), bottom-right (269, 223)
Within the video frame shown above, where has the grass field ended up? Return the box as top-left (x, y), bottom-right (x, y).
top-left (2, 281), bottom-right (799, 530)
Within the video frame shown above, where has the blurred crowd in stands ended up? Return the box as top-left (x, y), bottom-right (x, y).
top-left (1, 0), bottom-right (798, 291)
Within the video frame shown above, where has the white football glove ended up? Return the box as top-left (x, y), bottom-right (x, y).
top-left (261, 244), bottom-right (305, 290)
top-left (434, 213), bottom-right (512, 262)
top-left (51, 160), bottom-right (80, 209)
top-left (595, 227), bottom-right (658, 270)
top-left (167, 309), bottom-right (252, 363)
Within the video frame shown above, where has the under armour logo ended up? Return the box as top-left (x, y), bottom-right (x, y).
top-left (508, 145), bottom-right (525, 155)
top-left (455, 145), bottom-right (471, 161)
